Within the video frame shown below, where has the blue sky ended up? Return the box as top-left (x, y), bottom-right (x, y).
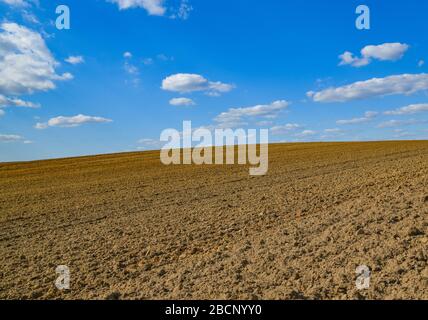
top-left (0, 0), bottom-right (427, 161)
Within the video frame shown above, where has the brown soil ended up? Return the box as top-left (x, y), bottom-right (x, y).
top-left (0, 141), bottom-right (427, 300)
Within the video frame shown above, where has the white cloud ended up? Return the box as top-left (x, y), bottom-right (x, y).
top-left (21, 10), bottom-right (39, 24)
top-left (324, 128), bottom-right (343, 133)
top-left (418, 60), bottom-right (425, 67)
top-left (109, 0), bottom-right (166, 16)
top-left (320, 128), bottom-right (346, 140)
top-left (208, 81), bottom-right (234, 93)
top-left (35, 114), bottom-right (112, 129)
top-left (0, 132), bottom-right (32, 144)
top-left (140, 54), bottom-right (172, 66)
top-left (256, 120), bottom-right (274, 127)
top-left (308, 74), bottom-right (428, 103)
top-left (214, 100), bottom-right (289, 128)
top-left (339, 43), bottom-right (409, 67)
top-left (65, 55), bottom-right (84, 65)
top-left (0, 94), bottom-right (40, 108)
top-left (170, 0), bottom-right (193, 20)
top-left (392, 129), bottom-right (414, 138)
top-left (169, 97), bottom-right (195, 106)
top-left (384, 103), bottom-right (428, 115)
top-left (0, 134), bottom-right (24, 142)
top-left (295, 130), bottom-right (317, 137)
top-left (137, 138), bottom-right (164, 150)
top-left (270, 123), bottom-right (301, 135)
top-left (338, 51), bottom-right (370, 67)
top-left (377, 119), bottom-right (427, 128)
top-left (124, 62), bottom-right (139, 75)
top-left (0, 23), bottom-right (72, 96)
top-left (143, 57), bottom-right (154, 65)
top-left (0, 0), bottom-right (28, 7)
top-left (336, 111), bottom-right (378, 125)
top-left (109, 0), bottom-right (192, 19)
top-left (362, 43), bottom-right (409, 61)
top-left (122, 53), bottom-right (140, 86)
top-left (157, 53), bottom-right (173, 61)
top-left (161, 73), bottom-right (234, 95)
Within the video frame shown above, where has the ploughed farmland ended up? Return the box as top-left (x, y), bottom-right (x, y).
top-left (0, 141), bottom-right (427, 299)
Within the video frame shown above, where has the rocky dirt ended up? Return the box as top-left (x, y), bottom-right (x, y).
top-left (0, 141), bottom-right (427, 300)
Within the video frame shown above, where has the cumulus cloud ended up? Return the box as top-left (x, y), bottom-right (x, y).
top-left (295, 130), bottom-right (317, 137)
top-left (142, 57), bottom-right (154, 65)
top-left (21, 10), bottom-right (40, 24)
top-left (256, 120), bottom-right (273, 127)
top-left (339, 51), bottom-right (370, 67)
top-left (0, 94), bottom-right (40, 108)
top-left (0, 134), bottom-right (24, 142)
top-left (324, 128), bottom-right (343, 133)
top-left (161, 73), bottom-right (234, 96)
top-left (157, 53), bottom-right (173, 61)
top-left (214, 100), bottom-right (289, 128)
top-left (307, 74), bottom-right (428, 103)
top-left (320, 128), bottom-right (346, 140)
top-left (35, 114), bottom-right (112, 129)
top-left (122, 52), bottom-right (140, 86)
top-left (0, 0), bottom-right (28, 7)
top-left (384, 103), bottom-right (428, 115)
top-left (109, 0), bottom-right (166, 15)
top-left (270, 123), bottom-right (301, 135)
top-left (169, 97), bottom-right (195, 106)
top-left (65, 55), bottom-right (84, 65)
top-left (170, 0), bottom-right (193, 20)
top-left (137, 138), bottom-right (166, 150)
top-left (140, 54), bottom-right (172, 66)
top-left (124, 62), bottom-right (139, 75)
top-left (377, 119), bottom-right (427, 128)
top-left (362, 43), bottom-right (409, 61)
top-left (109, 0), bottom-right (192, 19)
top-left (336, 111), bottom-right (378, 125)
top-left (339, 43), bottom-right (409, 67)
top-left (0, 23), bottom-right (73, 96)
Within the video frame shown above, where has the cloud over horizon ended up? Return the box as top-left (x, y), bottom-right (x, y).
top-left (336, 111), bottom-right (378, 125)
top-left (307, 74), bottom-right (428, 103)
top-left (214, 100), bottom-right (289, 128)
top-left (384, 103), bottom-right (428, 115)
top-left (377, 119), bottom-right (428, 128)
top-left (0, 134), bottom-right (24, 142)
top-left (35, 114), bottom-right (113, 129)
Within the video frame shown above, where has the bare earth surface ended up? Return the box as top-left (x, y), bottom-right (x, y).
top-left (0, 141), bottom-right (427, 300)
